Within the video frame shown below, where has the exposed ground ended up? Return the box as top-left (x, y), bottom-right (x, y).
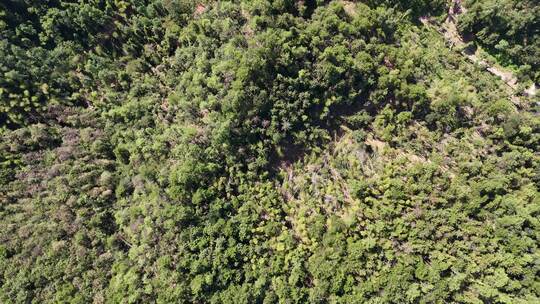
top-left (420, 0), bottom-right (537, 106)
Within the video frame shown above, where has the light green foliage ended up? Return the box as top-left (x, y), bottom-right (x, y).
top-left (0, 1), bottom-right (539, 303)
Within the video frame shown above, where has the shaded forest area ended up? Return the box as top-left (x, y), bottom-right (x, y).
top-left (1, 1), bottom-right (539, 303)
top-left (458, 0), bottom-right (540, 82)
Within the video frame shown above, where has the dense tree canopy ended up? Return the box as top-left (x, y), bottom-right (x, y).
top-left (0, 1), bottom-right (538, 303)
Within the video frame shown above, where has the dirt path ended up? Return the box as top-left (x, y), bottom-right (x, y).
top-left (421, 0), bottom-right (537, 102)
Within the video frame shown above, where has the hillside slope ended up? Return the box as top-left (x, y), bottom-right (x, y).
top-left (1, 1), bottom-right (539, 303)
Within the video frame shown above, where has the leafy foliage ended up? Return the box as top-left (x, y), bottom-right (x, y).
top-left (458, 0), bottom-right (540, 82)
top-left (0, 1), bottom-right (538, 303)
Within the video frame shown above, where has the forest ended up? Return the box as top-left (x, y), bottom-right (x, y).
top-left (0, 0), bottom-right (539, 303)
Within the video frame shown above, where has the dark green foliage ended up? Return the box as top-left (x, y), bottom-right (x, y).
top-left (458, 0), bottom-right (540, 82)
top-left (0, 1), bottom-right (538, 303)
top-left (365, 0), bottom-right (447, 18)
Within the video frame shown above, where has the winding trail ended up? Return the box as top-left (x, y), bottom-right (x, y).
top-left (420, 0), bottom-right (537, 104)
